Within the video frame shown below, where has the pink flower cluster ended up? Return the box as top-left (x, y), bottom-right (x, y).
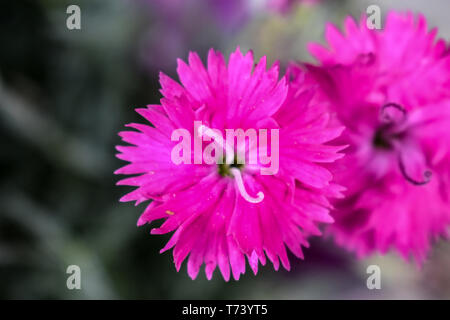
top-left (116, 11), bottom-right (450, 280)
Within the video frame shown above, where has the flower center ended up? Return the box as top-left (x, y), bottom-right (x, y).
top-left (197, 125), bottom-right (264, 203)
top-left (372, 125), bottom-right (406, 150)
top-left (372, 127), bottom-right (393, 150)
top-left (372, 103), bottom-right (432, 186)
top-left (218, 155), bottom-right (243, 177)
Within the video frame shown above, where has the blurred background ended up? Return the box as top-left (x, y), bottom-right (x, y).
top-left (1, 0), bottom-right (450, 299)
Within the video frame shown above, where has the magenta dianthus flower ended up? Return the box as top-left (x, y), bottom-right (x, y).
top-left (116, 47), bottom-right (345, 280)
top-left (305, 12), bottom-right (450, 263)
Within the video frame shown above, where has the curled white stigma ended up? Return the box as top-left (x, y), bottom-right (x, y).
top-left (198, 124), bottom-right (264, 204)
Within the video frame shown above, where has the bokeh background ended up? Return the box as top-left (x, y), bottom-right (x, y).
top-left (1, 0), bottom-right (450, 299)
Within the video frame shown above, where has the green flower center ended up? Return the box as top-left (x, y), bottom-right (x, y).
top-left (218, 155), bottom-right (244, 177)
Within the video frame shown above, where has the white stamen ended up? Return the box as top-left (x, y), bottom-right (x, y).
top-left (198, 125), bottom-right (264, 204)
top-left (230, 168), bottom-right (264, 204)
top-left (198, 125), bottom-right (234, 162)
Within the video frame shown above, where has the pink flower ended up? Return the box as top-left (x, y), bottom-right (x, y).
top-left (305, 12), bottom-right (450, 263)
top-left (115, 47), bottom-right (345, 280)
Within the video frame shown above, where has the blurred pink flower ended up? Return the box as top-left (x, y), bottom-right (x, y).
top-left (268, 0), bottom-right (321, 14)
top-left (305, 12), bottom-right (450, 263)
top-left (148, 0), bottom-right (249, 30)
top-left (137, 0), bottom-right (249, 72)
top-left (115, 47), bottom-right (345, 280)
